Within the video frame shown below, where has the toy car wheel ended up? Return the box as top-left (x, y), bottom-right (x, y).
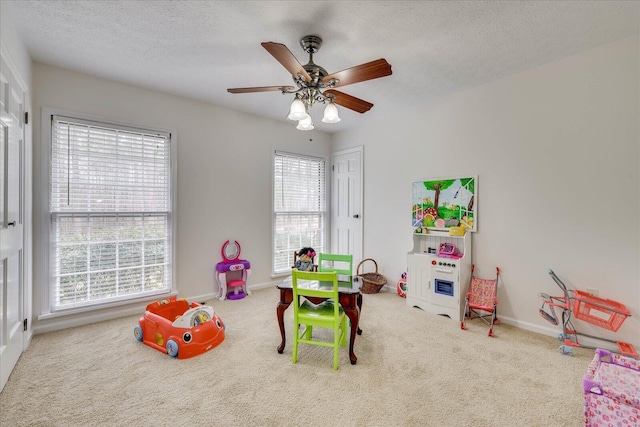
top-left (166, 339), bottom-right (179, 357)
top-left (133, 325), bottom-right (143, 342)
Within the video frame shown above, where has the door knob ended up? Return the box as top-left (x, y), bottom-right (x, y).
top-left (353, 214), bottom-right (360, 219)
top-left (7, 221), bottom-right (16, 227)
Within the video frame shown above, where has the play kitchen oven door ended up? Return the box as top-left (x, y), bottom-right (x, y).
top-left (429, 260), bottom-right (461, 316)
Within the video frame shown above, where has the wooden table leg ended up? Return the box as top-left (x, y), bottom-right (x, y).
top-left (277, 288), bottom-right (293, 354)
top-left (357, 292), bottom-right (363, 335)
top-left (341, 292), bottom-right (362, 365)
top-left (343, 306), bottom-right (360, 364)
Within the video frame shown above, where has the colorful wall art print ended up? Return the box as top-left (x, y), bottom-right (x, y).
top-left (412, 176), bottom-right (477, 232)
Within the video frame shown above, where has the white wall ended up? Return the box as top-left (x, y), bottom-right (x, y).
top-left (27, 35), bottom-right (640, 350)
top-left (333, 36), bottom-right (640, 348)
top-left (32, 63), bottom-right (332, 332)
top-left (0, 2), bottom-right (31, 80)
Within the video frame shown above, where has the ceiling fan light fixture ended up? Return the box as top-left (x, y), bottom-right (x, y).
top-left (322, 102), bottom-right (341, 124)
top-left (228, 35), bottom-right (392, 130)
top-left (296, 115), bottom-right (314, 131)
top-left (287, 97), bottom-right (307, 121)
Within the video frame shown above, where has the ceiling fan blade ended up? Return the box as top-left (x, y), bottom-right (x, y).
top-left (261, 42), bottom-right (311, 81)
top-left (227, 86), bottom-right (295, 94)
top-left (324, 90), bottom-right (373, 114)
top-left (323, 58), bottom-right (392, 88)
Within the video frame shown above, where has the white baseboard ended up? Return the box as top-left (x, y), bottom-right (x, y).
top-left (189, 280), bottom-right (279, 303)
top-left (36, 280), bottom-right (618, 354)
top-left (495, 315), bottom-right (560, 338)
top-left (33, 280), bottom-right (281, 335)
top-left (34, 304), bottom-right (150, 334)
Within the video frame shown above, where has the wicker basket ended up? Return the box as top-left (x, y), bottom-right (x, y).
top-left (356, 258), bottom-right (387, 294)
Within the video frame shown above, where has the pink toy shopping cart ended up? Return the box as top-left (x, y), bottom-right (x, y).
top-left (539, 269), bottom-right (637, 358)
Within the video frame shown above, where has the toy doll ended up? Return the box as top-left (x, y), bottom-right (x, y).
top-left (295, 247), bottom-right (316, 271)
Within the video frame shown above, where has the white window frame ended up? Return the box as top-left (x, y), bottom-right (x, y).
top-left (38, 108), bottom-right (177, 318)
top-left (272, 150), bottom-right (327, 276)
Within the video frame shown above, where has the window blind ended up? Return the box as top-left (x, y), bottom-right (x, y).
top-left (50, 115), bottom-right (172, 310)
top-left (273, 151), bottom-right (326, 274)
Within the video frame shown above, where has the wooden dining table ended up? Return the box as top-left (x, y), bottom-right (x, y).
top-left (276, 276), bottom-right (363, 364)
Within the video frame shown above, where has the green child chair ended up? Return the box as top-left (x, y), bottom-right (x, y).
top-left (291, 269), bottom-right (347, 370)
top-left (318, 253), bottom-right (355, 332)
top-left (317, 253), bottom-right (353, 287)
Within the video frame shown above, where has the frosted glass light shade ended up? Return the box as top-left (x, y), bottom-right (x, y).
top-left (287, 98), bottom-right (308, 121)
top-left (322, 102), bottom-right (341, 123)
top-left (296, 115), bottom-right (314, 131)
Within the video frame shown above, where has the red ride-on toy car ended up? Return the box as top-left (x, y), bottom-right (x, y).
top-left (134, 296), bottom-right (225, 359)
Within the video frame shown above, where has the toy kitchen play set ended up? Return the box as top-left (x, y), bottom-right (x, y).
top-left (406, 177), bottom-right (476, 321)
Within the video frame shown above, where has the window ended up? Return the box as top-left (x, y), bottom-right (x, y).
top-left (273, 151), bottom-right (326, 275)
top-left (49, 115), bottom-right (173, 311)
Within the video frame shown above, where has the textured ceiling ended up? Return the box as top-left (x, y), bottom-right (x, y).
top-left (5, 0), bottom-right (640, 133)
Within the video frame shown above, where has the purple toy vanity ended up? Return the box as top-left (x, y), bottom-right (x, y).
top-left (215, 240), bottom-right (251, 301)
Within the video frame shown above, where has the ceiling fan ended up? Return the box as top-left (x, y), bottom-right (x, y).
top-left (227, 35), bottom-right (392, 130)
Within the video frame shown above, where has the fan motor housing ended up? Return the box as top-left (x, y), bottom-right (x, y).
top-left (300, 35), bottom-right (322, 53)
top-left (303, 63), bottom-right (328, 81)
top-left (300, 35), bottom-right (327, 83)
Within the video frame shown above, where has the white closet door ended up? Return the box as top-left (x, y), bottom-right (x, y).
top-left (0, 53), bottom-right (26, 393)
top-left (331, 147), bottom-right (363, 264)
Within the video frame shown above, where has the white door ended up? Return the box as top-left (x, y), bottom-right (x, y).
top-left (331, 147), bottom-right (363, 265)
top-left (0, 53), bottom-right (26, 392)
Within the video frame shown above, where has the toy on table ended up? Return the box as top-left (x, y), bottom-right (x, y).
top-left (134, 296), bottom-right (225, 359)
top-left (215, 240), bottom-right (251, 301)
top-left (294, 247), bottom-right (316, 271)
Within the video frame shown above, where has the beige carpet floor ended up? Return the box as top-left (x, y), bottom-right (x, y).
top-left (0, 286), bottom-right (594, 426)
